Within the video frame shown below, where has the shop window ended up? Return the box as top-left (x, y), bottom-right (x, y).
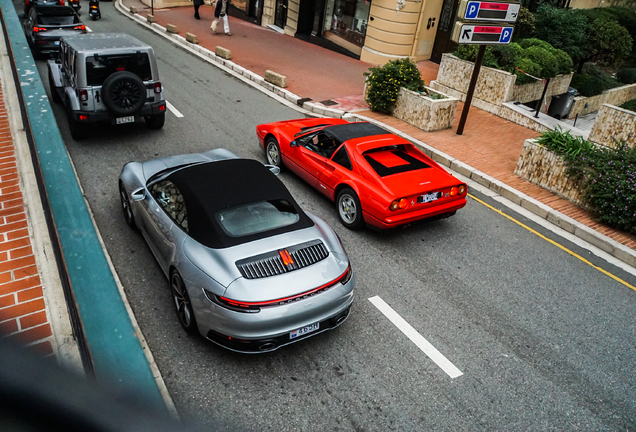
top-left (323, 0), bottom-right (371, 49)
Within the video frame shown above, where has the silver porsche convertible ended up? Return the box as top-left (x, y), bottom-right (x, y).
top-left (119, 149), bottom-right (354, 353)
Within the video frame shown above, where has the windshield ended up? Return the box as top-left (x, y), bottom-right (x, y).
top-left (216, 200), bottom-right (300, 237)
top-left (86, 53), bottom-right (152, 86)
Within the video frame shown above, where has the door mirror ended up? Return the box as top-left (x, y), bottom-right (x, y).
top-left (131, 188), bottom-right (146, 201)
top-left (290, 140), bottom-right (298, 148)
top-left (264, 165), bottom-right (281, 176)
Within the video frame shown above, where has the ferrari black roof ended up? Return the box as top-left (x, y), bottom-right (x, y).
top-left (322, 122), bottom-right (390, 143)
top-left (167, 159), bottom-right (313, 249)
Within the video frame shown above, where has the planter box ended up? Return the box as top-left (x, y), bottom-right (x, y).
top-left (392, 87), bottom-right (458, 132)
top-left (514, 139), bottom-right (585, 206)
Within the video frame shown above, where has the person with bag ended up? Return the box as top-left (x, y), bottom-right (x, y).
top-left (211, 0), bottom-right (231, 36)
top-left (192, 0), bottom-right (204, 20)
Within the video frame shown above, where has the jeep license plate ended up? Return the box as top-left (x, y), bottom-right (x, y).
top-left (116, 116), bottom-right (135, 125)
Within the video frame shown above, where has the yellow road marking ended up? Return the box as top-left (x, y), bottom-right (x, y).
top-left (468, 193), bottom-right (636, 292)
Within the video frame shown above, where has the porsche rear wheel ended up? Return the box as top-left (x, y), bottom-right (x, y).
top-left (119, 182), bottom-right (137, 230)
top-left (171, 271), bottom-right (198, 334)
top-left (265, 137), bottom-right (283, 169)
top-left (337, 188), bottom-right (363, 230)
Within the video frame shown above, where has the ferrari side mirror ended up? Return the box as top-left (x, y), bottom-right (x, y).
top-left (131, 188), bottom-right (146, 201)
top-left (290, 140), bottom-right (298, 148)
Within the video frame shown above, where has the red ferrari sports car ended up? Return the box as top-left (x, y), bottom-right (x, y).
top-left (256, 118), bottom-right (467, 230)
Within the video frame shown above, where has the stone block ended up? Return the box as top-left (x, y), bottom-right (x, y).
top-left (166, 23), bottom-right (178, 34)
top-left (146, 14), bottom-right (156, 23)
top-left (520, 198), bottom-right (550, 219)
top-left (215, 46), bottom-right (231, 60)
top-left (574, 226), bottom-right (614, 253)
top-left (264, 70), bottom-right (287, 88)
top-left (546, 211), bottom-right (577, 234)
top-left (185, 32), bottom-right (198, 44)
top-left (129, 5), bottom-right (137, 13)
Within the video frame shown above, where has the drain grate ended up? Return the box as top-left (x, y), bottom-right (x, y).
top-left (319, 99), bottom-right (339, 106)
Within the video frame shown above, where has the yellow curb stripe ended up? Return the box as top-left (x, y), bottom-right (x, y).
top-left (468, 193), bottom-right (636, 292)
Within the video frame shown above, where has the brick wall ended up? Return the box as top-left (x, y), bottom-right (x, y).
top-left (0, 80), bottom-right (54, 358)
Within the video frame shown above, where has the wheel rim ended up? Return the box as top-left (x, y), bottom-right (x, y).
top-left (339, 194), bottom-right (357, 224)
top-left (266, 142), bottom-right (279, 166)
top-left (120, 186), bottom-right (132, 223)
top-left (171, 274), bottom-right (192, 328)
top-left (111, 80), bottom-right (142, 110)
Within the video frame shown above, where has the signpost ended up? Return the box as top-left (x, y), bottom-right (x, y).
top-left (451, 0), bottom-right (520, 135)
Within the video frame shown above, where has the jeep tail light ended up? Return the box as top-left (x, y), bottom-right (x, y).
top-left (74, 24), bottom-right (85, 31)
top-left (159, 103), bottom-right (166, 112)
top-left (33, 26), bottom-right (47, 32)
top-left (79, 89), bottom-right (88, 102)
top-left (154, 82), bottom-right (162, 94)
top-left (79, 114), bottom-right (88, 121)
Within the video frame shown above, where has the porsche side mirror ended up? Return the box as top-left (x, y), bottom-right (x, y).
top-left (290, 140), bottom-right (298, 148)
top-left (131, 188), bottom-right (146, 201)
top-left (265, 165), bottom-right (281, 176)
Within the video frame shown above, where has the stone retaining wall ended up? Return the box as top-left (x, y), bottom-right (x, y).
top-left (514, 139), bottom-right (585, 206)
top-left (393, 87), bottom-right (458, 132)
top-left (512, 73), bottom-right (573, 105)
top-left (588, 104), bottom-right (636, 148)
top-left (569, 83), bottom-right (636, 119)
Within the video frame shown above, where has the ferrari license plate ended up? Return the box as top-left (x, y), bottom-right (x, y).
top-left (116, 116), bottom-right (135, 125)
top-left (290, 322), bottom-right (319, 340)
top-left (419, 192), bottom-right (439, 204)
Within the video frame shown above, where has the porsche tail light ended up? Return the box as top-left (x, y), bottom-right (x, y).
top-left (33, 26), bottom-right (47, 32)
top-left (154, 82), bottom-right (162, 93)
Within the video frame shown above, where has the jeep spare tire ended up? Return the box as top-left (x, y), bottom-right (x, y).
top-left (101, 71), bottom-right (146, 116)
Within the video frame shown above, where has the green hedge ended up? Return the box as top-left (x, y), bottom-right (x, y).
top-left (363, 58), bottom-right (426, 114)
top-left (620, 98), bottom-right (636, 112)
top-left (537, 128), bottom-right (636, 234)
top-left (570, 65), bottom-right (621, 97)
top-left (617, 68), bottom-right (636, 84)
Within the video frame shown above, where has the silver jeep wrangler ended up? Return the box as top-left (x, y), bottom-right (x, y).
top-left (47, 32), bottom-right (166, 140)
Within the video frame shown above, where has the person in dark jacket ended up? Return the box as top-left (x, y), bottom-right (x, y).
top-left (193, 0), bottom-right (203, 20)
top-left (213, 0), bottom-right (231, 35)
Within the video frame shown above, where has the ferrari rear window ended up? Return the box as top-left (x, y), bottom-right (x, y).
top-left (216, 200), bottom-right (300, 237)
top-left (364, 148), bottom-right (430, 177)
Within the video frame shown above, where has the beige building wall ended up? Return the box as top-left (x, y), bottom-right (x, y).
top-left (285, 0), bottom-right (300, 35)
top-left (261, 0), bottom-right (275, 27)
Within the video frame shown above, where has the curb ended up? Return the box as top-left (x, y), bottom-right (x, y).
top-left (115, 0), bottom-right (636, 271)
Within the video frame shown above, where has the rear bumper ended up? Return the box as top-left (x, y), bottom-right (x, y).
top-left (364, 197), bottom-right (467, 229)
top-left (70, 100), bottom-right (166, 124)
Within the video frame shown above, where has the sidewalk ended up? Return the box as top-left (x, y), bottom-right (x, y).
top-left (121, 0), bottom-right (636, 258)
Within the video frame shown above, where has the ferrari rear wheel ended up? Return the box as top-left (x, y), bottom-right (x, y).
top-left (265, 137), bottom-right (283, 169)
top-left (337, 188), bottom-right (363, 229)
top-left (171, 271), bottom-right (198, 334)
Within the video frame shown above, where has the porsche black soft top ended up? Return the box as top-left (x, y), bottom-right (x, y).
top-left (323, 122), bottom-right (390, 143)
top-left (167, 159), bottom-right (314, 249)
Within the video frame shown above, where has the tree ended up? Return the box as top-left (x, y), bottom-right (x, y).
top-left (578, 19), bottom-right (633, 72)
top-left (533, 5), bottom-right (589, 67)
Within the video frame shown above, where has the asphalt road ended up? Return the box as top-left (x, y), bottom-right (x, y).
top-left (21, 2), bottom-right (636, 430)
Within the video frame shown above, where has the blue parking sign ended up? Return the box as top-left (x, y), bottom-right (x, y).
top-left (499, 27), bottom-right (513, 43)
top-left (465, 1), bottom-right (479, 19)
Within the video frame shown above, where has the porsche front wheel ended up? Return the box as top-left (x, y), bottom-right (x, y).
top-left (337, 188), bottom-right (363, 229)
top-left (171, 271), bottom-right (198, 334)
top-left (265, 137), bottom-right (283, 169)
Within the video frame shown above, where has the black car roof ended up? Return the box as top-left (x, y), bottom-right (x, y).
top-left (166, 159), bottom-right (314, 249)
top-left (322, 122), bottom-right (390, 143)
top-left (33, 5), bottom-right (76, 15)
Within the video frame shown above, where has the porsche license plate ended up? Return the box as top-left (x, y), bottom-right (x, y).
top-left (419, 192), bottom-right (439, 204)
top-left (116, 116), bottom-right (135, 125)
top-left (54, 41), bottom-right (60, 46)
top-left (290, 322), bottom-right (319, 340)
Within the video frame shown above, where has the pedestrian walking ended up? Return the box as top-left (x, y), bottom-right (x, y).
top-left (192, 0), bottom-right (204, 20)
top-left (211, 0), bottom-right (231, 35)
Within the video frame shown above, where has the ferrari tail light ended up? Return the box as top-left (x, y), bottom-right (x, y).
top-left (390, 198), bottom-right (409, 211)
top-left (449, 187), bottom-right (458, 197)
top-left (79, 89), bottom-right (88, 101)
top-left (459, 185), bottom-right (466, 195)
top-left (154, 82), bottom-right (162, 93)
top-left (33, 26), bottom-right (47, 32)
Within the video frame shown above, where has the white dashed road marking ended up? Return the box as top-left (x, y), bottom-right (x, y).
top-left (166, 100), bottom-right (184, 118)
top-left (368, 295), bottom-right (463, 379)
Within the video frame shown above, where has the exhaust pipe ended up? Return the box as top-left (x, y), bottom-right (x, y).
top-left (259, 342), bottom-right (276, 351)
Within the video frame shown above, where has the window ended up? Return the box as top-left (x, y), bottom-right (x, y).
top-left (150, 180), bottom-right (188, 232)
top-left (331, 146), bottom-right (352, 170)
top-left (216, 200), bottom-right (299, 237)
top-left (38, 15), bottom-right (77, 25)
top-left (299, 132), bottom-right (339, 158)
top-left (86, 53), bottom-right (152, 86)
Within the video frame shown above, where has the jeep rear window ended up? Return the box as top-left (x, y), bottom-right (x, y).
top-left (86, 54), bottom-right (152, 86)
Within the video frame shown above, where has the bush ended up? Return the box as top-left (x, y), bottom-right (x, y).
top-left (617, 68), bottom-right (636, 84)
top-left (491, 43), bottom-right (523, 71)
top-left (453, 45), bottom-right (499, 68)
top-left (518, 38), bottom-right (553, 50)
top-left (537, 127), bottom-right (636, 234)
top-left (514, 57), bottom-right (542, 84)
top-left (570, 65), bottom-right (620, 96)
top-left (514, 6), bottom-right (535, 40)
top-left (523, 46), bottom-right (559, 78)
top-left (363, 58), bottom-right (426, 114)
top-left (550, 49), bottom-right (574, 75)
top-left (534, 6), bottom-right (589, 66)
top-left (620, 98), bottom-right (636, 111)
top-left (586, 18), bottom-right (633, 67)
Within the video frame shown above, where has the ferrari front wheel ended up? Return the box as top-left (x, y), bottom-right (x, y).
top-left (337, 188), bottom-right (363, 229)
top-left (265, 137), bottom-right (283, 169)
